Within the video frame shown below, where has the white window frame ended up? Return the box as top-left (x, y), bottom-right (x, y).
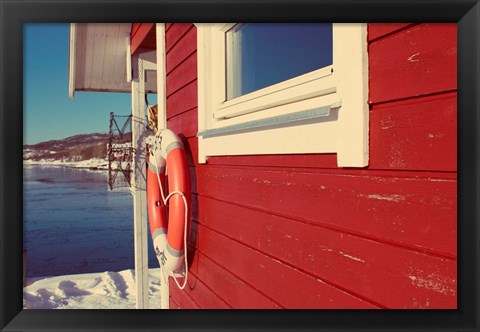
top-left (196, 23), bottom-right (369, 167)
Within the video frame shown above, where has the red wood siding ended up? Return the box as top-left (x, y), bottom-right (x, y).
top-left (164, 23), bottom-right (457, 309)
top-left (369, 92), bottom-right (457, 171)
top-left (369, 24), bottom-right (457, 104)
top-left (130, 23), bottom-right (155, 54)
top-left (367, 23), bottom-right (413, 42)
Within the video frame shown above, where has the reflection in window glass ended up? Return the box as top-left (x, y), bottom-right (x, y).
top-left (226, 23), bottom-right (333, 100)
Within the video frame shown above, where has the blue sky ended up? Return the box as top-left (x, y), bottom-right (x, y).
top-left (24, 24), bottom-right (133, 145)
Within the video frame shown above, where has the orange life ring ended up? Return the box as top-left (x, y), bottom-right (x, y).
top-left (147, 129), bottom-right (190, 273)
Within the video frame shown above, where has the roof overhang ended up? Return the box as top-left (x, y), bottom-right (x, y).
top-left (68, 23), bottom-right (133, 99)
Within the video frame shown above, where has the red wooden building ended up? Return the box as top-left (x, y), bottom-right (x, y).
top-left (69, 23), bottom-right (457, 309)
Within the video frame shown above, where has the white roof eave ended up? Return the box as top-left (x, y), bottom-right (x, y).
top-left (68, 23), bottom-right (133, 99)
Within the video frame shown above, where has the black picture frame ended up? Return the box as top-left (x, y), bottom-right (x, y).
top-left (1, 0), bottom-right (478, 331)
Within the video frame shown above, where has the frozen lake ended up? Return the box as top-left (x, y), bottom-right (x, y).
top-left (23, 165), bottom-right (158, 278)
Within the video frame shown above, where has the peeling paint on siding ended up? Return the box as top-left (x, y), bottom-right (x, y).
top-left (367, 194), bottom-right (406, 202)
top-left (407, 52), bottom-right (420, 62)
top-left (339, 251), bottom-right (366, 263)
top-left (407, 271), bottom-right (456, 296)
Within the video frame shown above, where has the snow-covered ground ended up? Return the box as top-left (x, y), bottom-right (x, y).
top-left (23, 158), bottom-right (130, 171)
top-left (24, 158), bottom-right (108, 169)
top-left (23, 269), bottom-right (163, 309)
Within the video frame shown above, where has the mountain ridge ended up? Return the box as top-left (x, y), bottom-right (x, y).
top-left (24, 133), bottom-right (110, 148)
top-left (23, 133), bottom-right (116, 162)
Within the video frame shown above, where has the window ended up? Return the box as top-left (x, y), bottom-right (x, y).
top-left (196, 23), bottom-right (369, 167)
top-left (226, 24), bottom-right (332, 99)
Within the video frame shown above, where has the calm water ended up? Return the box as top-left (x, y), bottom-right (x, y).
top-left (23, 165), bottom-right (158, 278)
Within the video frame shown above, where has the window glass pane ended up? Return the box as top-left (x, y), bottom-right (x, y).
top-left (226, 23), bottom-right (333, 99)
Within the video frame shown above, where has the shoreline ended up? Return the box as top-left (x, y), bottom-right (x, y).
top-left (23, 158), bottom-right (112, 171)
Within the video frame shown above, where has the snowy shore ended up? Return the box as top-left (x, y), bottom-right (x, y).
top-left (24, 158), bottom-right (109, 170)
top-left (23, 268), bottom-right (163, 309)
top-left (22, 157), bottom-right (133, 172)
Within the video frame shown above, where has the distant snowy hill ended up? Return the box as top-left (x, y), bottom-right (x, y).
top-left (23, 133), bottom-right (132, 168)
top-left (24, 133), bottom-right (109, 162)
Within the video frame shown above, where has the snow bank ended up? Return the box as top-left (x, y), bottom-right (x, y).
top-left (23, 269), bottom-right (163, 309)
